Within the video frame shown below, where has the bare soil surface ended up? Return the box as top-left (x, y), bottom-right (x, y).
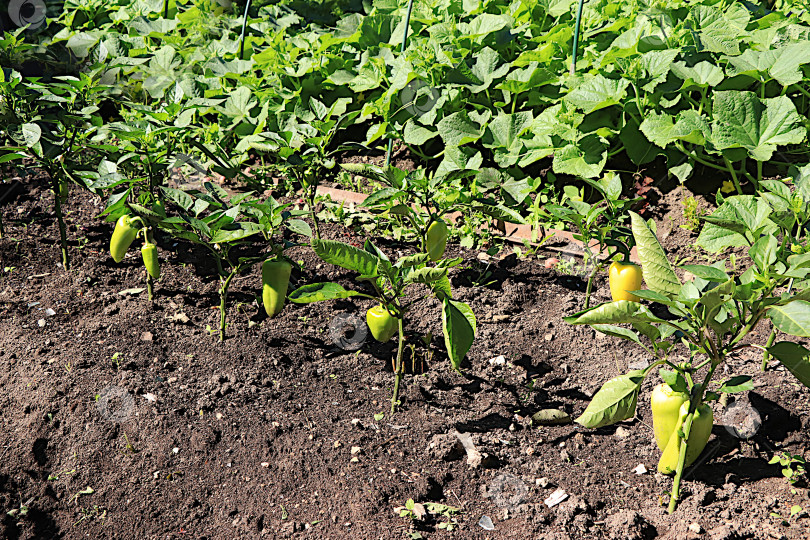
top-left (1, 170), bottom-right (809, 539)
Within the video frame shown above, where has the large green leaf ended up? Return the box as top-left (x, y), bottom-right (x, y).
top-left (437, 111), bottom-right (484, 147)
top-left (575, 370), bottom-right (645, 428)
top-left (696, 196), bottom-right (775, 252)
top-left (768, 300), bottom-right (810, 337)
top-left (442, 299), bottom-right (476, 372)
top-left (552, 134), bottom-right (607, 179)
top-left (564, 75), bottom-right (629, 114)
top-left (312, 239), bottom-right (379, 276)
top-left (767, 342), bottom-right (810, 388)
top-left (288, 282), bottom-right (363, 303)
top-left (640, 110), bottom-right (709, 148)
top-left (711, 91), bottom-right (805, 162)
top-left (630, 211), bottom-right (681, 297)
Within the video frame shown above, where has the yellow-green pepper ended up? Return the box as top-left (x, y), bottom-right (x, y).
top-left (110, 215), bottom-right (141, 263)
top-left (366, 304), bottom-right (397, 342)
top-left (651, 383), bottom-right (689, 452)
top-left (426, 219), bottom-right (449, 262)
top-left (262, 259), bottom-right (292, 318)
top-left (658, 402), bottom-right (714, 474)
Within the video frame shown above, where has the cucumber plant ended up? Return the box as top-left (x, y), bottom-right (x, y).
top-left (289, 239), bottom-right (475, 414)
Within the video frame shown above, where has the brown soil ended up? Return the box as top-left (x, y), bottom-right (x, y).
top-left (1, 170), bottom-right (809, 540)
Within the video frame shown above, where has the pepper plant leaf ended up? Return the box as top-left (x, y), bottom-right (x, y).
top-left (768, 342), bottom-right (810, 389)
top-left (288, 282), bottom-right (364, 303)
top-left (312, 239), bottom-right (379, 276)
top-left (767, 300), bottom-right (810, 337)
top-left (591, 324), bottom-right (642, 345)
top-left (565, 300), bottom-right (665, 325)
top-left (575, 369), bottom-right (645, 428)
top-left (630, 211), bottom-right (681, 297)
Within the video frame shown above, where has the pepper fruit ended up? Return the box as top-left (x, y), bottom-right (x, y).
top-left (366, 304), bottom-right (397, 342)
top-left (141, 241), bottom-right (160, 280)
top-left (426, 219), bottom-right (449, 262)
top-left (262, 259), bottom-right (292, 318)
top-left (651, 383), bottom-right (689, 452)
top-left (608, 260), bottom-right (643, 302)
top-left (657, 402), bottom-right (714, 474)
top-left (110, 215), bottom-right (140, 263)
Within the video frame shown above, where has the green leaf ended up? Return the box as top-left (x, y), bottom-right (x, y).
top-left (361, 187), bottom-right (403, 208)
top-left (552, 134), bottom-right (608, 179)
top-left (209, 223), bottom-right (262, 244)
top-left (442, 299), bottom-right (476, 372)
top-left (591, 324), bottom-right (642, 345)
top-left (768, 300), bottom-right (810, 337)
top-left (404, 266), bottom-right (447, 285)
top-left (161, 187), bottom-right (193, 211)
top-left (717, 375), bottom-right (753, 394)
top-left (711, 92), bottom-right (805, 162)
top-left (640, 110), bottom-right (709, 148)
top-left (566, 300), bottom-right (664, 325)
top-left (680, 264), bottom-right (729, 282)
top-left (288, 282), bottom-right (362, 303)
top-left (575, 370), bottom-right (645, 428)
top-left (312, 239), bottom-right (379, 276)
top-left (749, 235), bottom-right (778, 272)
top-left (437, 111), bottom-right (484, 147)
top-left (286, 219), bottom-right (312, 238)
top-left (564, 75), bottom-right (629, 114)
top-left (767, 342), bottom-right (810, 388)
top-left (630, 211), bottom-right (681, 297)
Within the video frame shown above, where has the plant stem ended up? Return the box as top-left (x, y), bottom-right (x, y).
top-left (390, 317), bottom-right (406, 415)
top-left (219, 269), bottom-right (237, 341)
top-left (0, 210), bottom-right (4, 239)
top-left (52, 177), bottom-right (70, 269)
top-left (584, 259), bottom-right (607, 309)
top-left (307, 181), bottom-right (321, 240)
top-left (147, 274), bottom-right (154, 302)
top-left (722, 155), bottom-right (743, 195)
top-left (668, 410), bottom-right (695, 514)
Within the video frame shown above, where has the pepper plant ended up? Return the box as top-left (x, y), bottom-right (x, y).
top-left (289, 239), bottom-right (475, 414)
top-left (340, 163), bottom-right (524, 259)
top-left (3, 67), bottom-right (110, 268)
top-left (159, 182), bottom-right (310, 340)
top-left (543, 172), bottom-right (639, 309)
top-left (565, 208), bottom-right (810, 513)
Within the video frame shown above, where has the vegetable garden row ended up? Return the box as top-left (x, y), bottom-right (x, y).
top-left (2, 0), bottom-right (810, 536)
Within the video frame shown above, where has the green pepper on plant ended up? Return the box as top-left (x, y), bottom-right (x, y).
top-left (566, 201), bottom-right (810, 513)
top-left (158, 183), bottom-right (310, 340)
top-left (289, 239), bottom-right (476, 414)
top-left (261, 258), bottom-right (293, 318)
top-left (339, 164), bottom-right (525, 260)
top-left (366, 304), bottom-right (398, 342)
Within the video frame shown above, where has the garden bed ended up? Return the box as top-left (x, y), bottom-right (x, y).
top-left (1, 173), bottom-right (809, 539)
